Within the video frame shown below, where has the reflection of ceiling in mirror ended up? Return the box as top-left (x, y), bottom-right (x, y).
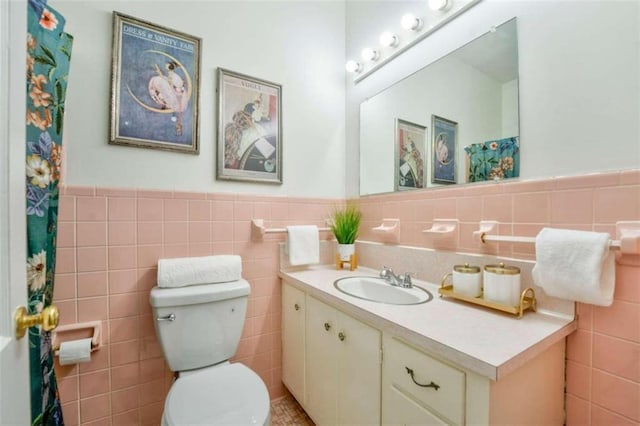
top-left (450, 20), bottom-right (517, 83)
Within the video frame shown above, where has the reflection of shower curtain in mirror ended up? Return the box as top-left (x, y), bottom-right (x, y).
top-left (464, 137), bottom-right (520, 182)
top-left (25, 1), bottom-right (73, 424)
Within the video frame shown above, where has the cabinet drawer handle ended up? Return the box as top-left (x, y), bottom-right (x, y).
top-left (324, 322), bottom-right (331, 331)
top-left (405, 367), bottom-right (440, 390)
top-left (294, 303), bottom-right (300, 311)
top-left (338, 332), bottom-right (346, 341)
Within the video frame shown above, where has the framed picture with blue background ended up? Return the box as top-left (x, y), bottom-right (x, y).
top-left (109, 12), bottom-right (201, 154)
top-left (431, 115), bottom-right (457, 184)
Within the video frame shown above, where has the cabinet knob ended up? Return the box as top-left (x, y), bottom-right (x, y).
top-left (294, 303), bottom-right (300, 311)
top-left (324, 322), bottom-right (331, 331)
top-left (338, 332), bottom-right (346, 341)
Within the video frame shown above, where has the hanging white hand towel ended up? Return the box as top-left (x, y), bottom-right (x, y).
top-left (287, 225), bottom-right (320, 266)
top-left (532, 228), bottom-right (615, 306)
top-left (157, 255), bottom-right (242, 288)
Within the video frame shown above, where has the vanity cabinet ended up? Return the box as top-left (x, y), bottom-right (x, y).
top-left (281, 278), bottom-right (566, 426)
top-left (305, 295), bottom-right (381, 426)
top-left (281, 283), bottom-right (306, 404)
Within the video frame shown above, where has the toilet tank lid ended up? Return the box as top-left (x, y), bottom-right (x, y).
top-left (150, 279), bottom-right (250, 308)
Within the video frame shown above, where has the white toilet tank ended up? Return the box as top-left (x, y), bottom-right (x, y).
top-left (149, 279), bottom-right (250, 372)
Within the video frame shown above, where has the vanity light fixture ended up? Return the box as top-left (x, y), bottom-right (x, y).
top-left (428, 0), bottom-right (450, 11)
top-left (361, 47), bottom-right (380, 62)
top-left (379, 31), bottom-right (399, 48)
top-left (345, 60), bottom-right (363, 73)
top-left (400, 13), bottom-right (423, 31)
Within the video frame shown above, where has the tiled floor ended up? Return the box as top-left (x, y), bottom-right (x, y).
top-left (271, 393), bottom-right (314, 426)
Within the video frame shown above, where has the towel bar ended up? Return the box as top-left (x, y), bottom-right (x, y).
top-left (479, 233), bottom-right (623, 250)
top-left (251, 219), bottom-right (331, 239)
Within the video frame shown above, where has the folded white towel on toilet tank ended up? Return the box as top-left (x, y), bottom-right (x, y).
top-left (532, 228), bottom-right (615, 306)
top-left (157, 255), bottom-right (242, 288)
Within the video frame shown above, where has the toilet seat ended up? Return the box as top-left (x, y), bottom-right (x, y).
top-left (163, 363), bottom-right (271, 425)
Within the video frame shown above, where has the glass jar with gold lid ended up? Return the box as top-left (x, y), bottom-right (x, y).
top-left (483, 262), bottom-right (521, 306)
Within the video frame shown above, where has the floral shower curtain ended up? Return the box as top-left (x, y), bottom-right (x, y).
top-left (25, 0), bottom-right (72, 424)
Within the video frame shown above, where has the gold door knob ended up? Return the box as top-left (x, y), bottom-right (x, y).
top-left (14, 305), bottom-right (59, 339)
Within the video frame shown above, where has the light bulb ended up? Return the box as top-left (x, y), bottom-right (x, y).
top-left (345, 60), bottom-right (362, 73)
top-left (379, 31), bottom-right (398, 48)
top-left (428, 0), bottom-right (449, 11)
top-left (401, 13), bottom-right (422, 31)
top-left (361, 48), bottom-right (380, 62)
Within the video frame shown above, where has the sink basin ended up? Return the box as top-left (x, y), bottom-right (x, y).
top-left (333, 276), bottom-right (433, 305)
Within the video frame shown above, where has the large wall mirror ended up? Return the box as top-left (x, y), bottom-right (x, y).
top-left (360, 18), bottom-right (519, 196)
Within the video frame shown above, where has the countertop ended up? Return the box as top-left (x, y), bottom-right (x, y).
top-left (279, 265), bottom-right (577, 381)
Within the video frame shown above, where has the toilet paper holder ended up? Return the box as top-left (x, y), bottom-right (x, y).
top-left (52, 321), bottom-right (102, 356)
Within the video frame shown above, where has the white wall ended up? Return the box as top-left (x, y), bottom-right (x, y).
top-left (57, 1), bottom-right (346, 197)
top-left (347, 0), bottom-right (640, 197)
top-left (501, 79), bottom-right (519, 138)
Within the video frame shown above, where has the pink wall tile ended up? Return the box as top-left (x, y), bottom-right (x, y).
top-left (614, 265), bottom-right (640, 303)
top-left (65, 186), bottom-right (96, 196)
top-left (566, 329), bottom-right (592, 366)
top-left (164, 199), bottom-right (188, 221)
top-left (137, 268), bottom-right (157, 292)
top-left (139, 401), bottom-right (164, 426)
top-left (591, 369), bottom-right (640, 421)
top-left (551, 189), bottom-right (594, 224)
top-left (58, 222), bottom-right (75, 248)
top-left (62, 401), bottom-right (80, 426)
top-left (591, 404), bottom-right (637, 426)
top-left (110, 317), bottom-right (139, 343)
top-left (111, 388), bottom-right (140, 415)
top-left (76, 222), bottom-right (106, 247)
top-left (554, 173), bottom-right (620, 190)
top-left (163, 244), bottom-right (189, 259)
top-left (80, 394), bottom-right (110, 423)
top-left (566, 360), bottom-right (591, 400)
top-left (109, 293), bottom-right (139, 318)
top-left (620, 170), bottom-right (640, 185)
top-left (138, 245), bottom-right (163, 268)
top-left (77, 247), bottom-right (107, 272)
top-left (189, 222), bottom-right (211, 243)
top-left (108, 222), bottom-right (136, 246)
top-left (173, 191), bottom-right (206, 200)
top-left (212, 222), bottom-right (234, 242)
top-left (95, 187), bottom-right (137, 198)
top-left (593, 300), bottom-right (640, 343)
top-left (108, 246), bottom-right (137, 270)
top-left (108, 269), bottom-right (138, 294)
top-left (456, 196), bottom-right (482, 222)
top-left (594, 186), bottom-right (640, 223)
top-left (139, 379), bottom-right (166, 406)
top-left (433, 197), bottom-right (457, 219)
top-left (137, 198), bottom-right (163, 222)
top-left (234, 201), bottom-right (254, 220)
top-left (189, 243), bottom-right (212, 257)
top-left (79, 370), bottom-right (110, 398)
top-left (77, 272), bottom-right (107, 298)
top-left (565, 394), bottom-right (590, 426)
top-left (55, 299), bottom-right (77, 326)
top-left (140, 358), bottom-right (165, 383)
top-left (79, 347), bottom-right (109, 374)
top-left (108, 198), bottom-right (136, 221)
top-left (77, 198), bottom-right (106, 222)
top-left (111, 363), bottom-right (140, 391)
top-left (112, 409), bottom-right (139, 426)
top-left (513, 192), bottom-right (550, 224)
top-left (212, 200), bottom-right (234, 221)
top-left (56, 248), bottom-right (76, 274)
top-left (110, 341), bottom-right (141, 367)
top-left (164, 222), bottom-right (188, 244)
top-left (54, 274), bottom-right (76, 300)
top-left (137, 222), bottom-right (163, 245)
top-left (58, 375), bottom-right (79, 403)
top-left (59, 196), bottom-right (76, 221)
top-left (189, 200), bottom-right (210, 221)
top-left (77, 297), bottom-right (108, 322)
top-left (593, 334), bottom-right (640, 382)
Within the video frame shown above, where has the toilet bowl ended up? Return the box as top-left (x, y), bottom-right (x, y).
top-left (162, 363), bottom-right (270, 426)
top-left (150, 278), bottom-right (271, 425)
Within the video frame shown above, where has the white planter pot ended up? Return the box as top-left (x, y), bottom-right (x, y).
top-left (337, 243), bottom-right (355, 261)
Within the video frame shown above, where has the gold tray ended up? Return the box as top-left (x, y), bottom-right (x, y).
top-left (438, 285), bottom-right (536, 318)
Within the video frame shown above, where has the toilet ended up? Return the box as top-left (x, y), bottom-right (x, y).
top-left (150, 278), bottom-right (271, 425)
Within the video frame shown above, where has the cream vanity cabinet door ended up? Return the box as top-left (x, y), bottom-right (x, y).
top-left (281, 282), bottom-right (306, 404)
top-left (382, 334), bottom-right (466, 426)
top-left (306, 296), bottom-right (382, 426)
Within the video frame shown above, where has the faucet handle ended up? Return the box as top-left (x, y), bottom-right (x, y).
top-left (401, 272), bottom-right (414, 287)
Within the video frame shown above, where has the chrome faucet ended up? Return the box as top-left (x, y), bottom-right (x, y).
top-left (379, 266), bottom-right (413, 288)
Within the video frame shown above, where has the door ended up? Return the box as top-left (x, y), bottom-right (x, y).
top-left (0, 0), bottom-right (30, 424)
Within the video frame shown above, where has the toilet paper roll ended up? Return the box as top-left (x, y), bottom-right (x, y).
top-left (58, 338), bottom-right (92, 365)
